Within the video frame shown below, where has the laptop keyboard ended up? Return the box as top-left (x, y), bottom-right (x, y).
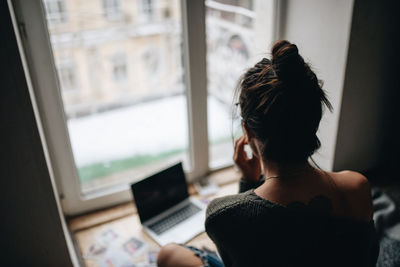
top-left (148, 203), bottom-right (201, 235)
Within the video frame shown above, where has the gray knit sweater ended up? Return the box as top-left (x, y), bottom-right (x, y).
top-left (205, 178), bottom-right (379, 267)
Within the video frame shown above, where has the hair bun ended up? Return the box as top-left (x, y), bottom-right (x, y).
top-left (271, 40), bottom-right (305, 82)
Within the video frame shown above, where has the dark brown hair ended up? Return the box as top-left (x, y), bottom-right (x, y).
top-left (236, 40), bottom-right (332, 163)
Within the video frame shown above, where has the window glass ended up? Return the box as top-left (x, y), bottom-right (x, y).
top-left (43, 0), bottom-right (188, 193)
top-left (206, 0), bottom-right (274, 168)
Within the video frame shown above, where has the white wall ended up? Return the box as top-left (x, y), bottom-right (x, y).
top-left (333, 0), bottom-right (399, 172)
top-left (279, 0), bottom-right (354, 170)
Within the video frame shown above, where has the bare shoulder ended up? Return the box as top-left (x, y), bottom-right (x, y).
top-left (330, 170), bottom-right (370, 191)
top-left (328, 170), bottom-right (373, 221)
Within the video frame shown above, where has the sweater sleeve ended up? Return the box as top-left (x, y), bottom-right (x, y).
top-left (238, 175), bottom-right (265, 193)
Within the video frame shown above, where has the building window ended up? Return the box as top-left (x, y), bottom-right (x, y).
top-left (103, 0), bottom-right (122, 20)
top-left (58, 61), bottom-right (78, 91)
top-left (111, 53), bottom-right (128, 82)
top-left (44, 0), bottom-right (67, 24)
top-left (140, 0), bottom-right (154, 22)
top-left (142, 48), bottom-right (160, 75)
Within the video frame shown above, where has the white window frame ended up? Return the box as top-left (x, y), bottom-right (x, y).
top-left (10, 0), bottom-right (279, 215)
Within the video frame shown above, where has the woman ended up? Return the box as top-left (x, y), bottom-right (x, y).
top-left (157, 40), bottom-right (379, 267)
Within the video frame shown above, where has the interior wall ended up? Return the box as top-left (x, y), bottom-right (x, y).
top-left (0, 2), bottom-right (74, 266)
top-left (279, 0), bottom-right (355, 171)
top-left (333, 0), bottom-right (400, 173)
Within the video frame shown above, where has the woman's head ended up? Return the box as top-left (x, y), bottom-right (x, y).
top-left (237, 40), bottom-right (332, 163)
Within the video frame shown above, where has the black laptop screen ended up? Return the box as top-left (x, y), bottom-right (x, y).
top-left (131, 163), bottom-right (189, 223)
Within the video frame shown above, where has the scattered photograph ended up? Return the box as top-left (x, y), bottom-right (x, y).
top-left (97, 229), bottom-right (120, 247)
top-left (123, 237), bottom-right (147, 257)
top-left (84, 243), bottom-right (107, 259)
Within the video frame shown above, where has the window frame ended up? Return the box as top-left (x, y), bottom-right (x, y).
top-left (10, 0), bottom-right (279, 215)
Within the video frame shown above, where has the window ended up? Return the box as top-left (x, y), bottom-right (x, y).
top-left (44, 0), bottom-right (67, 24)
top-left (13, 0), bottom-right (278, 215)
top-left (58, 61), bottom-right (78, 91)
top-left (42, 0), bottom-right (189, 195)
top-left (142, 48), bottom-right (160, 75)
top-left (103, 0), bottom-right (122, 20)
top-left (140, 0), bottom-right (155, 22)
top-left (111, 53), bottom-right (128, 82)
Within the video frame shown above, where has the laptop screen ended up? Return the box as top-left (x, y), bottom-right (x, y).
top-left (131, 162), bottom-right (189, 223)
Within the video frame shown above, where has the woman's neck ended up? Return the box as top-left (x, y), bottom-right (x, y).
top-left (261, 160), bottom-right (315, 179)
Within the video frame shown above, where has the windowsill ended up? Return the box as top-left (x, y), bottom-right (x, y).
top-left (68, 166), bottom-right (240, 232)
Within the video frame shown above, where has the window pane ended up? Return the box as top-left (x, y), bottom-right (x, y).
top-left (206, 0), bottom-right (274, 168)
top-left (43, 0), bottom-right (188, 193)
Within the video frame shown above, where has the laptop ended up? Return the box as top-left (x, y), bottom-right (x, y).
top-left (130, 162), bottom-right (206, 246)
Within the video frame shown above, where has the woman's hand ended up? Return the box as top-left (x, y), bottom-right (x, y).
top-left (233, 136), bottom-right (262, 183)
